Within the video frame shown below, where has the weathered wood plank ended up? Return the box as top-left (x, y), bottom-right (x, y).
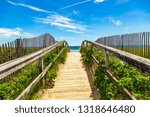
top-left (38, 57), bottom-right (44, 86)
top-left (2, 44), bottom-right (5, 63)
top-left (0, 45), bottom-right (2, 63)
top-left (104, 50), bottom-right (109, 68)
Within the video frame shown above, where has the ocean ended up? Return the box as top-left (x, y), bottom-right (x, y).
top-left (69, 46), bottom-right (80, 52)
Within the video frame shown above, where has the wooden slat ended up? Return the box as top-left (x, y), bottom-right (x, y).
top-left (0, 45), bottom-right (2, 63)
top-left (7, 42), bottom-right (10, 61)
top-left (4, 43), bottom-right (7, 61)
top-left (2, 44), bottom-right (5, 63)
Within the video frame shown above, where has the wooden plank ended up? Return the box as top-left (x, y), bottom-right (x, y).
top-left (7, 42), bottom-right (11, 61)
top-left (0, 41), bottom-right (66, 80)
top-left (12, 41), bottom-right (16, 59)
top-left (20, 39), bottom-right (23, 56)
top-left (22, 39), bottom-right (25, 56)
top-left (104, 50), bottom-right (109, 68)
top-left (84, 40), bottom-right (150, 75)
top-left (0, 45), bottom-right (2, 64)
top-left (4, 44), bottom-right (7, 61)
top-left (2, 44), bottom-right (5, 63)
top-left (9, 42), bottom-right (12, 60)
top-left (148, 32), bottom-right (149, 58)
top-left (146, 32), bottom-right (149, 58)
top-left (15, 39), bottom-right (22, 58)
top-left (38, 57), bottom-right (44, 86)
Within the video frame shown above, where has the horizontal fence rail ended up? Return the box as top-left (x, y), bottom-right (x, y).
top-left (95, 32), bottom-right (150, 59)
top-left (83, 40), bottom-right (150, 76)
top-left (0, 41), bottom-right (68, 80)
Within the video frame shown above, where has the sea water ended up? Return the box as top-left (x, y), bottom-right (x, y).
top-left (69, 46), bottom-right (80, 52)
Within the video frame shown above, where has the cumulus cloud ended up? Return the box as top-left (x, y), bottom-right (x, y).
top-left (0, 27), bottom-right (35, 39)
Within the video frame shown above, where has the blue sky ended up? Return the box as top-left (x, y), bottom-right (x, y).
top-left (0, 0), bottom-right (150, 45)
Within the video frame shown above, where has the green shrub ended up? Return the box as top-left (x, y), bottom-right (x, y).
top-left (81, 45), bottom-right (150, 100)
top-left (81, 46), bottom-right (92, 64)
top-left (0, 83), bottom-right (10, 99)
top-left (46, 70), bottom-right (57, 80)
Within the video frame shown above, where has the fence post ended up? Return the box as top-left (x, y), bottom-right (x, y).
top-left (121, 35), bottom-right (124, 50)
top-left (56, 46), bottom-right (60, 54)
top-left (39, 57), bottom-right (45, 86)
top-left (0, 45), bottom-right (2, 63)
top-left (2, 44), bottom-right (5, 62)
top-left (15, 38), bottom-right (22, 58)
top-left (104, 50), bottom-right (109, 68)
top-left (90, 44), bottom-right (93, 54)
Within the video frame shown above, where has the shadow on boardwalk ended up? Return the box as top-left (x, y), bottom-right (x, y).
top-left (81, 61), bottom-right (100, 100)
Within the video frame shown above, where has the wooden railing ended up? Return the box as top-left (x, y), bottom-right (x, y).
top-left (0, 40), bottom-right (69, 99)
top-left (0, 33), bottom-right (55, 64)
top-left (82, 40), bottom-right (150, 75)
top-left (80, 40), bottom-right (150, 100)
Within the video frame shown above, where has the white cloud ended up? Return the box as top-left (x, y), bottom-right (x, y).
top-left (56, 0), bottom-right (105, 11)
top-left (67, 30), bottom-right (84, 34)
top-left (94, 0), bottom-right (105, 3)
top-left (0, 28), bottom-right (35, 39)
top-left (56, 0), bottom-right (92, 11)
top-left (115, 0), bottom-right (130, 5)
top-left (35, 13), bottom-right (87, 33)
top-left (7, 0), bottom-right (51, 13)
top-left (0, 28), bottom-right (21, 38)
top-left (109, 17), bottom-right (122, 26)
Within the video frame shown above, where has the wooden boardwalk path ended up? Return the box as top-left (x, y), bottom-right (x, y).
top-left (38, 52), bottom-right (99, 100)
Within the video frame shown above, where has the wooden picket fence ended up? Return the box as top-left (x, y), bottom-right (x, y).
top-left (0, 33), bottom-right (55, 64)
top-left (96, 32), bottom-right (150, 59)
